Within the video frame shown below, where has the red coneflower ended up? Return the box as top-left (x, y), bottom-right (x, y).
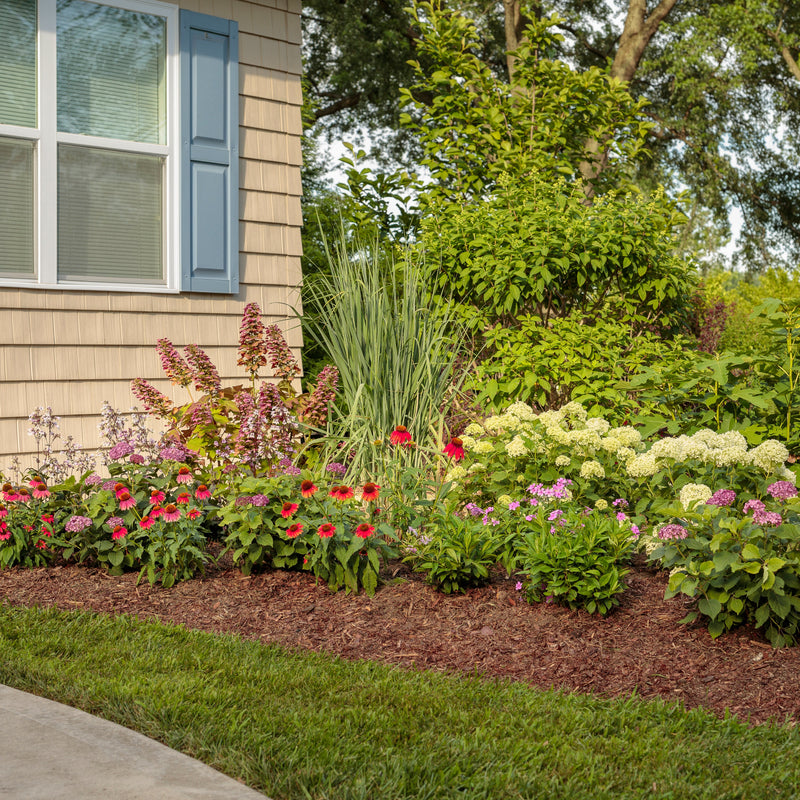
top-left (300, 480), bottom-right (318, 498)
top-left (361, 482), bottom-right (380, 502)
top-left (317, 522), bottom-right (336, 538)
top-left (281, 501), bottom-right (299, 518)
top-left (176, 465), bottom-right (193, 484)
top-left (354, 522), bottom-right (375, 539)
top-left (140, 515), bottom-right (155, 529)
top-left (117, 491), bottom-right (136, 510)
top-left (176, 491), bottom-right (191, 505)
top-left (40, 514), bottom-right (54, 523)
top-left (161, 504), bottom-right (181, 523)
top-left (35, 539), bottom-right (48, 550)
top-left (0, 506), bottom-right (7, 518)
top-left (286, 522), bottom-right (304, 538)
top-left (389, 425), bottom-right (412, 445)
top-left (195, 485), bottom-right (212, 500)
top-left (443, 437), bottom-right (465, 461)
top-left (329, 485), bottom-right (354, 501)
top-left (187, 508), bottom-right (202, 520)
top-left (111, 525), bottom-right (127, 541)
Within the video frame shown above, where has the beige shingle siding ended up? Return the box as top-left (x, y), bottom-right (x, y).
top-left (0, 0), bottom-right (304, 468)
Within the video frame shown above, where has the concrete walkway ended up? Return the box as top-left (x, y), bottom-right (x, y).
top-left (0, 685), bottom-right (270, 799)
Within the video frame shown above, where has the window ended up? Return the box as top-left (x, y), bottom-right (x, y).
top-left (0, 0), bottom-right (238, 293)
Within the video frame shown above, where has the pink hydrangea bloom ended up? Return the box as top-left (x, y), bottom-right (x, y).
top-left (706, 489), bottom-right (736, 507)
top-left (657, 524), bottom-right (689, 540)
top-left (767, 481), bottom-right (798, 501)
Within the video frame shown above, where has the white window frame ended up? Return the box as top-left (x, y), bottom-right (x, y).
top-left (0, 0), bottom-right (181, 293)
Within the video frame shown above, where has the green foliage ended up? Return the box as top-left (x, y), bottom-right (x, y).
top-left (303, 232), bottom-right (466, 480)
top-left (421, 175), bottom-right (695, 334)
top-left (401, 4), bottom-right (650, 201)
top-left (519, 508), bottom-right (634, 616)
top-left (654, 498), bottom-right (800, 647)
top-left (472, 311), bottom-right (696, 415)
top-left (403, 510), bottom-right (502, 593)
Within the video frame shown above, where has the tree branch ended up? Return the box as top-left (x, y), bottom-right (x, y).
top-left (314, 94), bottom-right (363, 120)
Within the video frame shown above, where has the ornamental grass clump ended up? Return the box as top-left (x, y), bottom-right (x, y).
top-left (302, 231), bottom-right (467, 480)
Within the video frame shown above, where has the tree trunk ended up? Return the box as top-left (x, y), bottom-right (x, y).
top-left (580, 0), bottom-right (680, 200)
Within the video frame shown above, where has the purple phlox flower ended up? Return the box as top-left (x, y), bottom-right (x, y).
top-left (612, 498), bottom-right (629, 508)
top-left (525, 514), bottom-right (533, 522)
top-left (465, 502), bottom-right (484, 517)
top-left (65, 515), bottom-right (93, 533)
top-left (84, 474), bottom-right (103, 486)
top-left (508, 500), bottom-right (520, 511)
top-left (515, 581), bottom-right (523, 591)
top-left (108, 441), bottom-right (134, 461)
top-left (743, 499), bottom-right (766, 516)
top-left (657, 523), bottom-right (689, 540)
top-left (325, 462), bottom-right (347, 477)
top-left (616, 511), bottom-right (627, 522)
top-left (101, 480), bottom-right (116, 491)
top-left (106, 516), bottom-right (124, 529)
top-left (548, 509), bottom-right (564, 522)
top-left (767, 481), bottom-right (798, 501)
top-left (706, 489), bottom-right (737, 507)
top-left (630, 524), bottom-right (641, 538)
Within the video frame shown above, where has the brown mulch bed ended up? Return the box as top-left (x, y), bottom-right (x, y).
top-left (1, 555), bottom-right (798, 727)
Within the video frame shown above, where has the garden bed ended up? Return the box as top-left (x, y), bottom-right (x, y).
top-left (1, 555), bottom-right (798, 727)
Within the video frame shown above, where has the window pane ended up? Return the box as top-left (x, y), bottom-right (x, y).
top-left (57, 0), bottom-right (166, 144)
top-left (58, 145), bottom-right (164, 283)
top-left (0, 138), bottom-right (35, 276)
top-left (0, 0), bottom-right (37, 127)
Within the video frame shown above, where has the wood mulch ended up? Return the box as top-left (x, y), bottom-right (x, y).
top-left (1, 554), bottom-right (798, 727)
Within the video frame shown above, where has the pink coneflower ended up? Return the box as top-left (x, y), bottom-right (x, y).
top-left (32, 482), bottom-right (50, 499)
top-left (23, 524), bottom-right (33, 532)
top-left (176, 466), bottom-right (193, 484)
top-left (195, 485), bottom-right (212, 500)
top-left (443, 437), bottom-right (465, 461)
top-left (361, 483), bottom-right (380, 503)
top-left (0, 523), bottom-right (10, 541)
top-left (176, 492), bottom-right (191, 505)
top-left (140, 515), bottom-right (155, 529)
top-left (1, 483), bottom-right (17, 502)
top-left (114, 482), bottom-right (127, 496)
top-left (117, 491), bottom-right (136, 511)
top-left (111, 525), bottom-right (127, 541)
top-left (0, 506), bottom-right (7, 519)
top-left (186, 508), bottom-right (201, 520)
top-left (281, 502), bottom-right (299, 518)
top-left (150, 490), bottom-right (166, 504)
top-left (329, 485), bottom-right (354, 501)
top-left (16, 488), bottom-right (30, 503)
top-left (317, 522), bottom-right (336, 538)
top-left (300, 480), bottom-right (318, 498)
top-left (161, 504), bottom-right (181, 523)
top-left (40, 514), bottom-right (54, 523)
top-left (355, 522), bottom-right (375, 539)
top-left (390, 425), bottom-right (412, 446)
top-left (286, 522), bottom-right (304, 538)
top-left (151, 505), bottom-right (164, 519)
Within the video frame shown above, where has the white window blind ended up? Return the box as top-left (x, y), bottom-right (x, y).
top-left (0, 138), bottom-right (35, 276)
top-left (0, 0), bottom-right (37, 128)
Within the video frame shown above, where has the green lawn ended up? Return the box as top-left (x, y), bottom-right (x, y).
top-left (1, 603), bottom-right (798, 800)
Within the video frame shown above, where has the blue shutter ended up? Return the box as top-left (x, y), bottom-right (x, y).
top-left (179, 10), bottom-right (239, 294)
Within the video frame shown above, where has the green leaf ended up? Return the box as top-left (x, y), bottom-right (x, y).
top-left (741, 544), bottom-right (761, 561)
top-left (698, 597), bottom-right (722, 620)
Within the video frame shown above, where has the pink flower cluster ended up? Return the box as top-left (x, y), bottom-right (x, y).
top-left (706, 489), bottom-right (736, 507)
top-left (264, 324), bottom-right (300, 381)
top-left (657, 524), bottom-right (689, 540)
top-left (743, 499), bottom-right (783, 526)
top-left (237, 303), bottom-right (268, 377)
top-left (156, 339), bottom-right (193, 388)
top-left (302, 365), bottom-right (339, 428)
top-left (184, 344), bottom-right (222, 395)
top-left (767, 481), bottom-right (798, 501)
top-left (131, 378), bottom-right (174, 420)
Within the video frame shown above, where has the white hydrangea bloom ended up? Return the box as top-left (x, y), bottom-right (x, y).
top-left (504, 401), bottom-right (536, 421)
top-left (561, 401), bottom-right (587, 421)
top-left (692, 429), bottom-right (718, 445)
top-left (609, 426), bottom-right (642, 447)
top-left (545, 426), bottom-right (571, 446)
top-left (679, 482), bottom-right (713, 511)
top-left (483, 415), bottom-right (506, 434)
top-left (468, 463), bottom-right (486, 474)
top-left (473, 440), bottom-right (495, 455)
top-left (599, 435), bottom-right (622, 454)
top-left (717, 430), bottom-right (748, 451)
top-left (538, 410), bottom-right (565, 428)
top-left (459, 435), bottom-right (477, 451)
top-left (498, 413), bottom-right (523, 432)
top-left (678, 436), bottom-right (710, 462)
top-left (464, 422), bottom-right (485, 437)
top-left (617, 446), bottom-right (636, 461)
top-left (505, 435), bottom-right (529, 458)
top-left (594, 498), bottom-right (608, 510)
top-left (711, 446), bottom-right (748, 468)
top-left (585, 417), bottom-right (611, 434)
top-left (580, 459), bottom-right (605, 479)
top-left (779, 466), bottom-right (798, 485)
top-left (445, 465), bottom-right (467, 482)
top-left (555, 454), bottom-right (571, 468)
top-left (650, 437), bottom-right (683, 460)
top-left (747, 439), bottom-right (790, 472)
top-left (496, 494), bottom-right (512, 507)
top-left (626, 453), bottom-right (659, 478)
